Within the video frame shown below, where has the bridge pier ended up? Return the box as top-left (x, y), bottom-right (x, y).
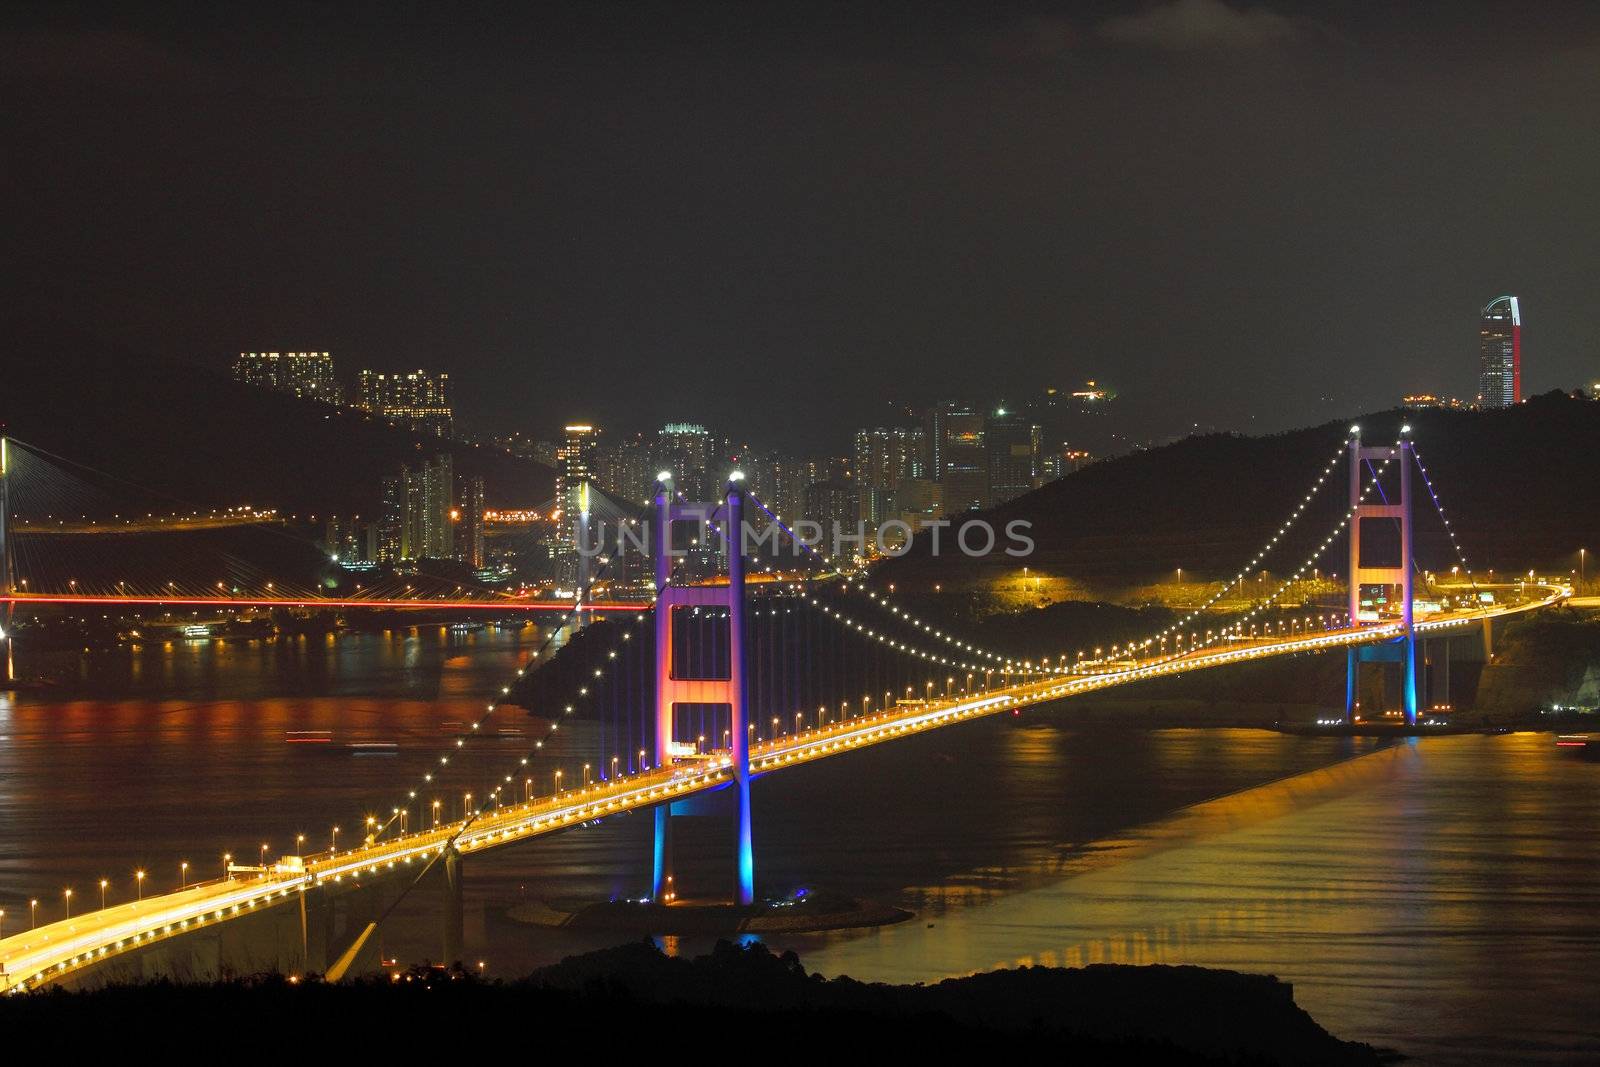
top-left (1344, 647), bottom-right (1357, 721)
top-left (301, 888), bottom-right (334, 973)
top-left (442, 847), bottom-right (464, 966)
top-left (652, 805), bottom-right (675, 902)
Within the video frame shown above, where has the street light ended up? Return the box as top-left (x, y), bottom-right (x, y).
top-left (136, 869), bottom-right (146, 901)
top-left (63, 888), bottom-right (73, 919)
top-left (30, 898), bottom-right (38, 930)
top-left (99, 878), bottom-right (109, 910)
top-left (180, 861), bottom-right (190, 888)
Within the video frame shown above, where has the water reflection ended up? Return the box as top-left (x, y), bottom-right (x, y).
top-left (2, 635), bottom-right (1596, 1062)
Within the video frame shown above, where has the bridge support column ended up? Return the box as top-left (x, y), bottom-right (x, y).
top-left (1344, 647), bottom-right (1357, 723)
top-left (1481, 616), bottom-right (1493, 660)
top-left (652, 805), bottom-right (674, 901)
top-left (442, 847), bottom-right (464, 966)
top-left (301, 890), bottom-right (334, 974)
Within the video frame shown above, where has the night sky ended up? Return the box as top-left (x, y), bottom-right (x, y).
top-left (6, 1), bottom-right (1598, 448)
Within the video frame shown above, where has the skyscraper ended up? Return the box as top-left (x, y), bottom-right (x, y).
top-left (457, 474), bottom-right (486, 569)
top-left (940, 406), bottom-right (989, 512)
top-left (556, 425), bottom-right (600, 580)
top-left (381, 454), bottom-right (454, 562)
top-left (377, 473), bottom-right (404, 562)
top-left (1478, 296), bottom-right (1521, 408)
top-left (985, 408), bottom-right (1041, 505)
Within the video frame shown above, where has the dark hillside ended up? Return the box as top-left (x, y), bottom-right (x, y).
top-left (882, 392), bottom-right (1598, 595)
top-left (1, 321), bottom-right (554, 514)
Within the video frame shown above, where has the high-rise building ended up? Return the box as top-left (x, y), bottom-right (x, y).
top-left (939, 406), bottom-right (989, 512)
top-left (381, 454), bottom-right (454, 562)
top-left (803, 480), bottom-right (860, 553)
top-left (657, 423), bottom-right (714, 500)
top-left (852, 425), bottom-right (925, 527)
top-left (457, 475), bottom-right (486, 569)
top-left (556, 425), bottom-right (600, 578)
top-left (595, 433), bottom-right (657, 505)
top-left (357, 369), bottom-right (453, 436)
top-left (415, 454), bottom-right (454, 560)
top-left (233, 351), bottom-right (342, 404)
top-left (853, 427), bottom-right (925, 490)
top-left (985, 408), bottom-right (1041, 505)
top-left (377, 474), bottom-right (404, 563)
top-left (324, 514), bottom-right (375, 564)
top-left (1478, 296), bottom-right (1521, 408)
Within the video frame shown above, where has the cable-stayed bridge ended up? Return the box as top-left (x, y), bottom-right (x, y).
top-left (0, 427), bottom-right (1570, 990)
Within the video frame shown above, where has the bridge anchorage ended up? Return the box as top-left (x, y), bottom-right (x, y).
top-left (650, 472), bottom-right (755, 906)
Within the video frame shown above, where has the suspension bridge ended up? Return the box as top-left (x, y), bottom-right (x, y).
top-left (0, 426), bottom-right (1569, 990)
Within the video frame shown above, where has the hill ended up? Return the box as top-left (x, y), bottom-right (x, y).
top-left (880, 391), bottom-right (1599, 605)
top-left (0, 321), bottom-right (553, 514)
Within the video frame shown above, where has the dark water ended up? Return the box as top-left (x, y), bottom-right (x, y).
top-left (2, 630), bottom-right (1597, 1063)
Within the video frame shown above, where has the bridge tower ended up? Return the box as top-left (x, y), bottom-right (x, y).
top-left (575, 478), bottom-right (594, 612)
top-left (650, 471), bottom-right (755, 906)
top-left (1345, 427), bottom-right (1418, 725)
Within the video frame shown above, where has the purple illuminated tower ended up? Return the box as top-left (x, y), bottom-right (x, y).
top-left (650, 472), bottom-right (754, 905)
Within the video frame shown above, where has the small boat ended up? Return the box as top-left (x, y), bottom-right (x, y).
top-left (285, 730), bottom-right (333, 744)
top-left (1555, 734), bottom-right (1599, 760)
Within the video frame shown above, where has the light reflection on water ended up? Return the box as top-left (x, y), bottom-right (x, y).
top-left (1, 633), bottom-right (1597, 1062)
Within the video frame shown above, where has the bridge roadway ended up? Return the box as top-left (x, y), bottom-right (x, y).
top-left (0, 586), bottom-right (1566, 991)
top-left (0, 593), bottom-right (648, 613)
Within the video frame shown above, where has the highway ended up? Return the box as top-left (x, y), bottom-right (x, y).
top-left (0, 593), bottom-right (648, 613)
top-left (0, 584), bottom-right (1566, 992)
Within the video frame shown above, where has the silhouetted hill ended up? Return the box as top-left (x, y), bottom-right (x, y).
top-left (882, 391), bottom-right (1599, 598)
top-left (0, 940), bottom-right (1383, 1063)
top-left (1, 321), bottom-right (553, 514)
